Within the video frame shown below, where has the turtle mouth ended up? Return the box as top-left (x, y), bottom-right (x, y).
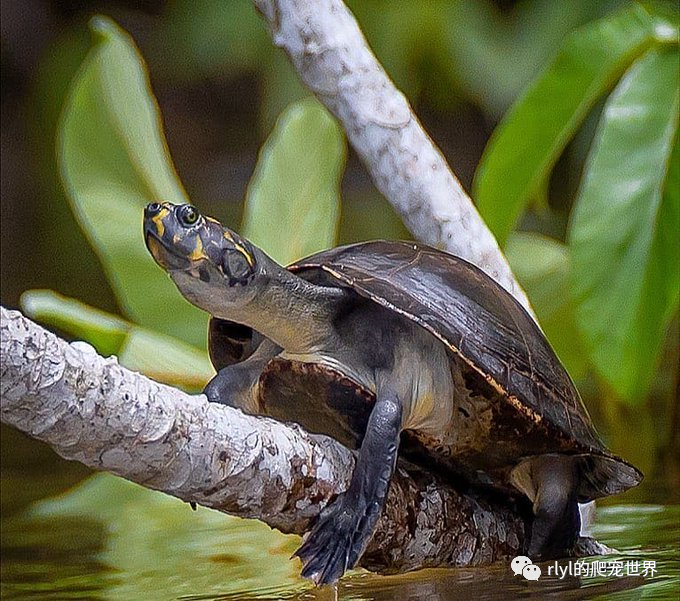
top-left (144, 228), bottom-right (193, 271)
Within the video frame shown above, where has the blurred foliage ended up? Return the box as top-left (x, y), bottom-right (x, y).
top-left (150, 0), bottom-right (620, 125)
top-left (505, 233), bottom-right (588, 380)
top-left (475, 3), bottom-right (679, 404)
top-left (475, 4), bottom-right (656, 245)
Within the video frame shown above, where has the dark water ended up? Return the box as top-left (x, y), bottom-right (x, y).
top-left (0, 473), bottom-right (678, 600)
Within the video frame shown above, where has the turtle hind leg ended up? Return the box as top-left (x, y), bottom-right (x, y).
top-left (294, 389), bottom-right (402, 586)
top-left (511, 454), bottom-right (582, 560)
top-left (528, 490), bottom-right (581, 560)
top-left (524, 455), bottom-right (581, 560)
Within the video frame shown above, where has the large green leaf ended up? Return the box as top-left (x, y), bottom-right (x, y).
top-left (59, 17), bottom-right (208, 348)
top-left (21, 290), bottom-right (213, 391)
top-left (569, 47), bottom-right (679, 402)
top-left (242, 99), bottom-right (346, 265)
top-left (474, 5), bottom-right (654, 247)
top-left (505, 233), bottom-right (587, 381)
top-left (21, 289), bottom-right (127, 357)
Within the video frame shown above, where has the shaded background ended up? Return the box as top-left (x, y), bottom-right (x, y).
top-left (1, 0), bottom-right (677, 528)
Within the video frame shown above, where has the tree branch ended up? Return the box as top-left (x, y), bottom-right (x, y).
top-left (0, 308), bottom-right (611, 570)
top-left (1, 306), bottom-right (531, 572)
top-left (253, 0), bottom-right (532, 311)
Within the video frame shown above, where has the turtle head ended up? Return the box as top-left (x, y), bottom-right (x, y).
top-left (143, 202), bottom-right (262, 314)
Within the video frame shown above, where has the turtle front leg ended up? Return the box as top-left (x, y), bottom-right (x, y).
top-left (294, 389), bottom-right (402, 585)
top-left (203, 363), bottom-right (260, 410)
top-left (204, 340), bottom-right (279, 410)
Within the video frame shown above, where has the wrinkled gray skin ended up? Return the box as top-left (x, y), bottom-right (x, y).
top-left (144, 202), bottom-right (581, 585)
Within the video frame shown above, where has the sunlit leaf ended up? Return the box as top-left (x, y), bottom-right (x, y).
top-left (474, 5), bottom-right (654, 246)
top-left (21, 289), bottom-right (127, 357)
top-left (505, 233), bottom-right (587, 381)
top-left (569, 47), bottom-right (679, 402)
top-left (242, 99), bottom-right (346, 265)
top-left (59, 16), bottom-right (208, 347)
top-left (119, 329), bottom-right (212, 391)
top-left (641, 0), bottom-right (680, 43)
top-left (21, 290), bottom-right (213, 391)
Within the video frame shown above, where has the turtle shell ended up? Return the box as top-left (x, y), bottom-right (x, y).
top-left (288, 241), bottom-right (642, 500)
top-left (208, 240), bottom-right (642, 500)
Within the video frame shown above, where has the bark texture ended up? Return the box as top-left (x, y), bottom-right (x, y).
top-left (252, 0), bottom-right (532, 312)
top-left (1, 307), bottom-right (532, 572)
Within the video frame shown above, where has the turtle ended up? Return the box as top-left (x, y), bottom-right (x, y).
top-left (143, 201), bottom-right (642, 585)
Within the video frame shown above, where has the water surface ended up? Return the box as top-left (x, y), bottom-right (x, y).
top-left (1, 473), bottom-right (677, 600)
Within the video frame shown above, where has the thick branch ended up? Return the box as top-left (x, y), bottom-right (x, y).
top-left (1, 307), bottom-right (531, 572)
top-left (253, 0), bottom-right (532, 311)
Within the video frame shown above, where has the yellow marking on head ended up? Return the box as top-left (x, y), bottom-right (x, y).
top-left (233, 242), bottom-right (254, 267)
top-left (172, 233), bottom-right (181, 244)
top-left (189, 236), bottom-right (205, 261)
top-left (206, 217), bottom-right (220, 225)
top-left (223, 230), bottom-right (253, 266)
top-left (152, 207), bottom-right (169, 237)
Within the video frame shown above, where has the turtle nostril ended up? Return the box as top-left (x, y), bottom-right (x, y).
top-left (146, 202), bottom-right (162, 216)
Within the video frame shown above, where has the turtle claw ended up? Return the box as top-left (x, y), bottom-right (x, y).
top-left (294, 494), bottom-right (373, 586)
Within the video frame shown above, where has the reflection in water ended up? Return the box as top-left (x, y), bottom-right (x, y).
top-left (0, 474), bottom-right (678, 600)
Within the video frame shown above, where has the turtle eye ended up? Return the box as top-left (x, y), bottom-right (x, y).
top-left (177, 205), bottom-right (200, 227)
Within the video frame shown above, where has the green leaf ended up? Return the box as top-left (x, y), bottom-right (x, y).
top-left (21, 290), bottom-right (213, 391)
top-left (21, 289), bottom-right (128, 357)
top-left (445, 0), bottom-right (610, 118)
top-left (58, 16), bottom-right (208, 347)
top-left (474, 5), bottom-right (654, 247)
top-left (505, 233), bottom-right (587, 380)
top-left (569, 47), bottom-right (679, 402)
top-left (242, 99), bottom-right (346, 265)
top-left (641, 1), bottom-right (680, 43)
